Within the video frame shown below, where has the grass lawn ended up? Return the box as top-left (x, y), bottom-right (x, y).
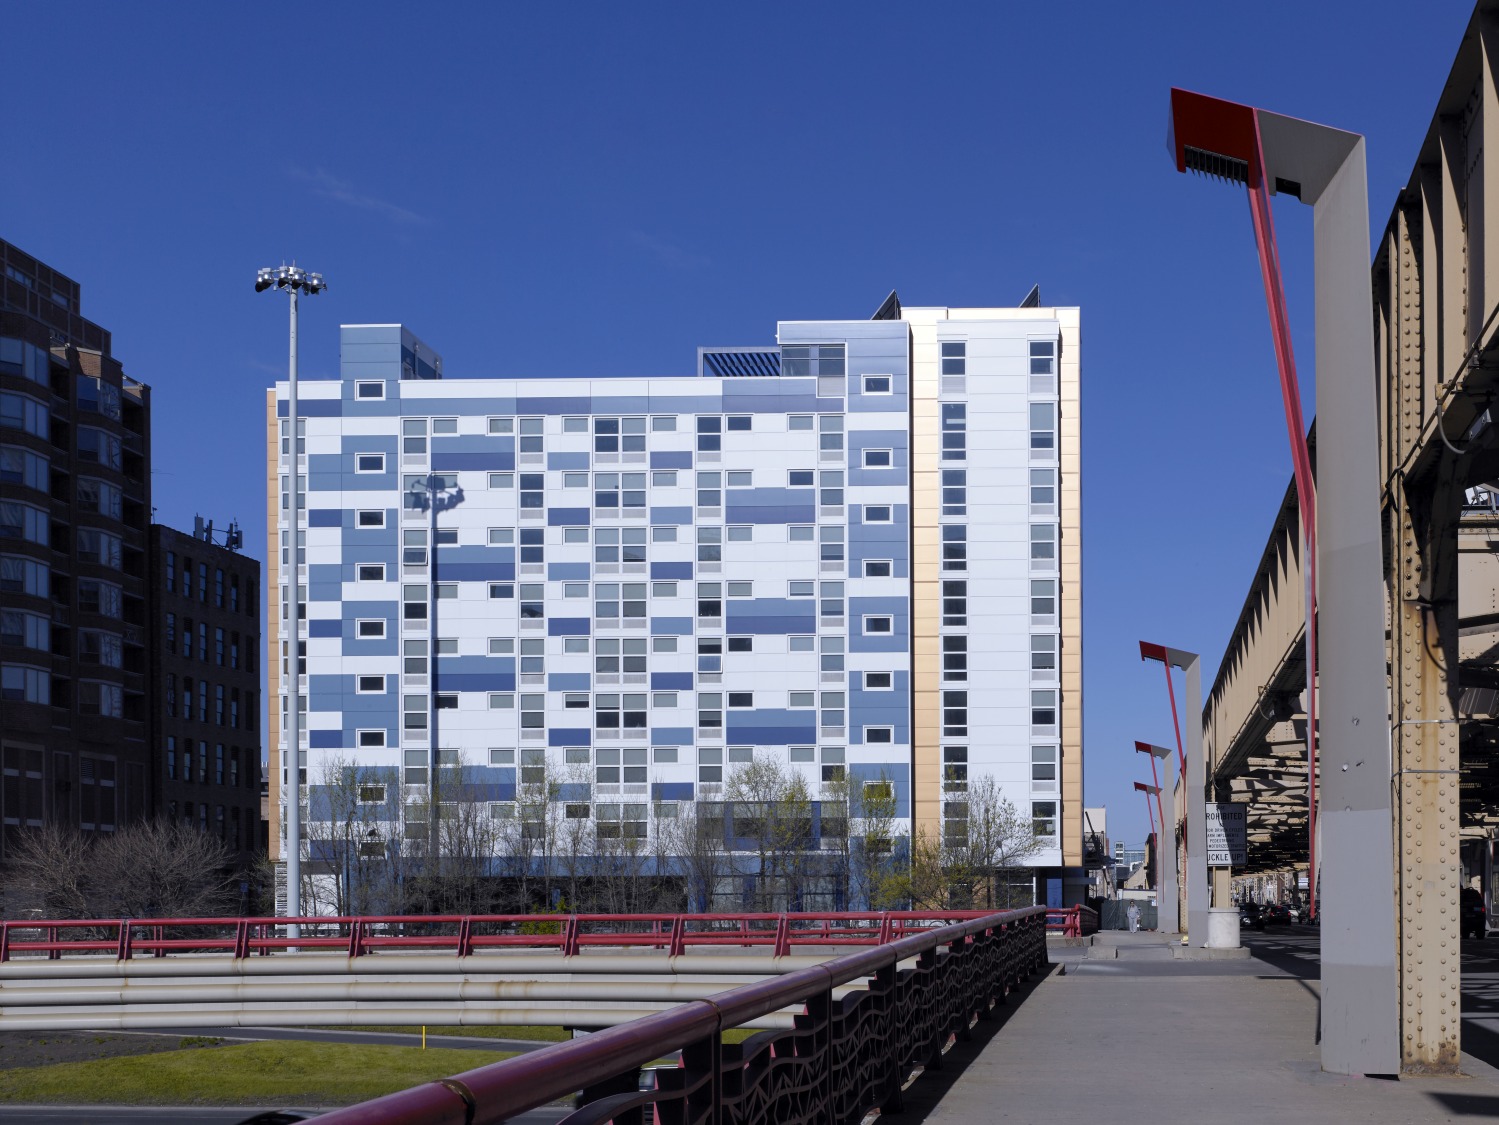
top-left (0, 1039), bottom-right (520, 1106)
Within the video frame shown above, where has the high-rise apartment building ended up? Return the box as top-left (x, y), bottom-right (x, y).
top-left (148, 523), bottom-right (263, 867)
top-left (1, 239), bottom-right (153, 855)
top-left (267, 297), bottom-right (1082, 902)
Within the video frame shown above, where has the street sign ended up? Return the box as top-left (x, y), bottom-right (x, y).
top-left (1206, 802), bottom-right (1247, 866)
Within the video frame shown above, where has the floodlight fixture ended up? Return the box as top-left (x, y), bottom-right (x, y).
top-left (255, 261), bottom-right (326, 938)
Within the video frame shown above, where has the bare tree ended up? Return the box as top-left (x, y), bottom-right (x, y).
top-left (302, 754), bottom-right (400, 917)
top-left (661, 790), bottom-right (732, 913)
top-left (963, 776), bottom-right (1043, 908)
top-left (723, 756), bottom-right (816, 911)
top-left (3, 821), bottom-right (236, 919)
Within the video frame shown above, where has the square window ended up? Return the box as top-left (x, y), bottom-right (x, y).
top-left (356, 675), bottom-right (386, 694)
top-left (864, 671), bottom-right (893, 690)
top-left (863, 505), bottom-right (892, 523)
top-left (864, 616), bottom-right (893, 635)
top-left (862, 374), bottom-right (892, 394)
top-left (355, 381), bottom-right (385, 400)
top-left (862, 449), bottom-right (892, 468)
top-left (357, 509), bottom-right (385, 528)
top-left (356, 619), bottom-right (386, 639)
top-left (356, 564), bottom-right (385, 582)
top-left (355, 453), bottom-right (385, 473)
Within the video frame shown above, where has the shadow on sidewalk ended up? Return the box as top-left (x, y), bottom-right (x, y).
top-left (890, 962), bottom-right (1058, 1125)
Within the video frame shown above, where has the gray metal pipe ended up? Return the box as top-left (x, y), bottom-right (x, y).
top-left (0, 1004), bottom-right (800, 1034)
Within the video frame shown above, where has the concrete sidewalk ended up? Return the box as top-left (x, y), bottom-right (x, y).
top-left (908, 932), bottom-right (1499, 1123)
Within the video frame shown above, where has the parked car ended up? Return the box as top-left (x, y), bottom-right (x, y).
top-left (1462, 887), bottom-right (1487, 940)
top-left (1239, 902), bottom-right (1264, 931)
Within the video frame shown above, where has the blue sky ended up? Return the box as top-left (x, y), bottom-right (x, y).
top-left (1, 1), bottom-right (1476, 851)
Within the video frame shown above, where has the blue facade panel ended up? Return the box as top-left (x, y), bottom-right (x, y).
top-left (651, 672), bottom-right (693, 690)
top-left (651, 561), bottom-right (693, 579)
top-left (549, 617), bottom-right (591, 636)
top-left (548, 508), bottom-right (591, 526)
top-left (549, 727), bottom-right (592, 746)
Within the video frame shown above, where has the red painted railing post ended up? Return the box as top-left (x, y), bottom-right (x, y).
top-left (117, 920), bottom-right (132, 961)
top-left (0, 922), bottom-right (8, 963)
top-left (668, 915), bottom-right (686, 958)
top-left (347, 919), bottom-right (364, 958)
top-left (877, 912), bottom-right (893, 945)
top-left (456, 917), bottom-right (472, 958)
top-left (773, 914), bottom-right (791, 958)
top-left (561, 916), bottom-right (580, 957)
top-left (233, 919), bottom-right (250, 960)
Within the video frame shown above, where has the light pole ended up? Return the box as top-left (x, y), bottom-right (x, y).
top-left (257, 264), bottom-right (326, 936)
top-left (405, 472), bottom-right (464, 866)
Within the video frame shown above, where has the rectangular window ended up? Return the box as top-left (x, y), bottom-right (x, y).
top-left (358, 729), bottom-right (386, 747)
top-left (943, 634), bottom-right (967, 682)
top-left (1032, 800), bottom-right (1058, 839)
top-left (1030, 403), bottom-right (1055, 451)
top-left (356, 453), bottom-right (385, 473)
top-left (865, 726), bottom-right (893, 744)
top-left (357, 563), bottom-right (385, 582)
top-left (863, 559), bottom-right (892, 578)
top-left (1030, 524), bottom-right (1056, 561)
top-left (1030, 468), bottom-right (1055, 506)
top-left (488, 472), bottom-right (514, 489)
top-left (1030, 340), bottom-right (1056, 375)
top-left (789, 415), bottom-right (814, 431)
top-left (940, 340), bottom-right (966, 376)
top-left (357, 619), bottom-right (387, 639)
top-left (942, 469), bottom-right (967, 516)
top-left (942, 525), bottom-right (967, 572)
top-left (863, 505), bottom-right (892, 523)
top-left (1031, 634), bottom-right (1057, 671)
top-left (355, 381), bottom-right (385, 400)
top-left (652, 470), bottom-right (677, 487)
top-left (863, 616), bottom-right (893, 635)
top-left (488, 417), bottom-right (515, 434)
top-left (862, 449), bottom-right (892, 468)
top-left (1031, 579), bottom-right (1056, 616)
top-left (489, 583), bottom-right (514, 599)
top-left (862, 374), bottom-right (892, 394)
top-left (357, 675), bottom-right (386, 694)
top-left (726, 415), bottom-right (752, 432)
top-left (1031, 689), bottom-right (1057, 727)
top-left (864, 671), bottom-right (893, 690)
top-left (943, 690), bottom-right (967, 736)
top-left (357, 509), bottom-right (386, 528)
top-left (781, 343), bottom-right (845, 377)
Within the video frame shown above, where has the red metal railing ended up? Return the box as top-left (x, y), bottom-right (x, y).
top-left (1044, 904), bottom-right (1100, 938)
top-left (308, 905), bottom-right (1048, 1125)
top-left (0, 909), bottom-right (1072, 962)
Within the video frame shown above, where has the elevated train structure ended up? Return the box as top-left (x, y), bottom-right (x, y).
top-left (1198, 2), bottom-right (1499, 1070)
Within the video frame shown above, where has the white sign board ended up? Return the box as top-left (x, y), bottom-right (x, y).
top-left (1206, 802), bottom-right (1248, 867)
